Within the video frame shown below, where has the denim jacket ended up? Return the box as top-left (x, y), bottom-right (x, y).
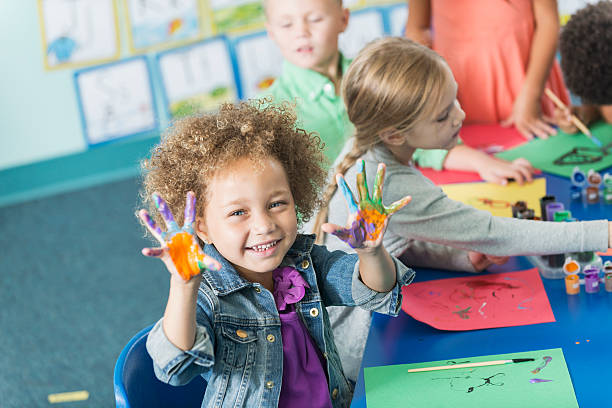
top-left (146, 234), bottom-right (415, 408)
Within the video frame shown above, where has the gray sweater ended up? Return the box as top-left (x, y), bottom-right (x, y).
top-left (325, 140), bottom-right (609, 383)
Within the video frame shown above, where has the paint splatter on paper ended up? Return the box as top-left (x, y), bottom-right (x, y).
top-left (401, 268), bottom-right (555, 330)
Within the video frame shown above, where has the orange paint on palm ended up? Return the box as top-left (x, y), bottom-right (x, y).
top-left (357, 208), bottom-right (387, 242)
top-left (168, 232), bottom-right (203, 280)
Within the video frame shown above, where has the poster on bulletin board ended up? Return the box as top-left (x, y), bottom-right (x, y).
top-left (38, 0), bottom-right (120, 70)
top-left (124, 0), bottom-right (204, 52)
top-left (207, 0), bottom-right (265, 34)
top-left (157, 37), bottom-right (238, 118)
top-left (386, 3), bottom-right (408, 37)
top-left (232, 32), bottom-right (284, 100)
top-left (339, 8), bottom-right (386, 59)
top-left (74, 57), bottom-right (158, 146)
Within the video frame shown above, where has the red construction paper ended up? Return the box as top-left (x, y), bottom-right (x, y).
top-left (460, 124), bottom-right (528, 153)
top-left (418, 124), bottom-right (529, 185)
top-left (401, 268), bottom-right (555, 331)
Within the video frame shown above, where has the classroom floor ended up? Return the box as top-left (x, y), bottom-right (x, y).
top-left (0, 177), bottom-right (168, 407)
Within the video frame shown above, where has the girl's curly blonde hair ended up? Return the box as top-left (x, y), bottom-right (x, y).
top-left (140, 100), bottom-right (327, 230)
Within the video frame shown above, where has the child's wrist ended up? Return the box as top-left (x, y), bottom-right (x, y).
top-left (170, 273), bottom-right (202, 290)
top-left (355, 244), bottom-right (385, 258)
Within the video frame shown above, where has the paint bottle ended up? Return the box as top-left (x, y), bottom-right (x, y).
top-left (553, 211), bottom-right (573, 222)
top-left (604, 261), bottom-right (612, 293)
top-left (585, 186), bottom-right (599, 204)
top-left (585, 169), bottom-right (602, 204)
top-left (565, 274), bottom-right (580, 295)
top-left (512, 201), bottom-right (527, 218)
top-left (545, 202), bottom-right (565, 223)
top-left (539, 195), bottom-right (556, 221)
top-left (517, 209), bottom-right (535, 220)
top-left (603, 174), bottom-right (612, 205)
top-left (563, 257), bottom-right (581, 295)
top-left (570, 167), bottom-right (586, 201)
top-left (584, 265), bottom-right (600, 294)
top-left (563, 257), bottom-right (580, 275)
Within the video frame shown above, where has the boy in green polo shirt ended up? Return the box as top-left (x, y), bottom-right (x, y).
top-left (262, 0), bottom-right (536, 181)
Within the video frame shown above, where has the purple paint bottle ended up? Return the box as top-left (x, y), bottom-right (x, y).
top-left (584, 266), bottom-right (600, 294)
top-left (545, 202), bottom-right (565, 222)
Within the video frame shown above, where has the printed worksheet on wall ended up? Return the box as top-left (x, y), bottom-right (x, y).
top-left (39, 0), bottom-right (119, 69)
top-left (233, 32), bottom-right (283, 99)
top-left (74, 57), bottom-right (158, 145)
top-left (157, 37), bottom-right (238, 118)
top-left (125, 0), bottom-right (203, 52)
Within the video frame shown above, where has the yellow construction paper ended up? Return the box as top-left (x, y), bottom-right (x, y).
top-left (441, 178), bottom-right (546, 218)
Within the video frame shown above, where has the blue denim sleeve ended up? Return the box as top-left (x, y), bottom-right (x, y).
top-left (145, 307), bottom-right (215, 386)
top-left (311, 244), bottom-right (415, 316)
top-left (351, 255), bottom-right (415, 316)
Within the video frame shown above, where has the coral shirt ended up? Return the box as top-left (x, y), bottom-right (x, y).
top-left (431, 0), bottom-right (570, 123)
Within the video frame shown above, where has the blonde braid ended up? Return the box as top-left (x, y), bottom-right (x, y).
top-left (313, 141), bottom-right (370, 244)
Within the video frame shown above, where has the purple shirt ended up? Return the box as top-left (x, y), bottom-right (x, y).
top-left (273, 266), bottom-right (332, 408)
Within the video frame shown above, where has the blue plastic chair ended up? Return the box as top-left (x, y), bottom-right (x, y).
top-left (114, 325), bottom-right (207, 408)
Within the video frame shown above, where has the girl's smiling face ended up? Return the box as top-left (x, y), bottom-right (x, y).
top-left (195, 156), bottom-right (298, 283)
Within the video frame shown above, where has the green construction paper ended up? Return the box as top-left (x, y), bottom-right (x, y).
top-left (364, 348), bottom-right (578, 408)
top-left (496, 121), bottom-right (612, 178)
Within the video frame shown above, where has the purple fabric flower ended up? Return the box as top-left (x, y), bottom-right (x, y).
top-left (272, 266), bottom-right (310, 311)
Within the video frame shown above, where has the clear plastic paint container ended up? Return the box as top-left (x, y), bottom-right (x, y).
top-left (564, 274), bottom-right (580, 295)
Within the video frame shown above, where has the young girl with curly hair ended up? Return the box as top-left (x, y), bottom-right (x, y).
top-left (138, 101), bottom-right (413, 407)
top-left (313, 37), bottom-right (612, 384)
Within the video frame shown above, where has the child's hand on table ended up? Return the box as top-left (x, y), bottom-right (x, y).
top-left (468, 251), bottom-right (509, 272)
top-left (138, 191), bottom-right (220, 281)
top-left (473, 154), bottom-right (535, 186)
top-left (322, 161), bottom-right (411, 252)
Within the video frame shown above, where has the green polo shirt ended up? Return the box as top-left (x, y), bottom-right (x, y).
top-left (260, 55), bottom-right (449, 169)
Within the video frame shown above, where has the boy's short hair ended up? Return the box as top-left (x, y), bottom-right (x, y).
top-left (560, 1), bottom-right (612, 104)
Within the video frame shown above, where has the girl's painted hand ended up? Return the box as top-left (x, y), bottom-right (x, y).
top-left (475, 155), bottom-right (535, 186)
top-left (138, 191), bottom-right (220, 281)
top-left (322, 161), bottom-right (411, 249)
top-left (502, 89), bottom-right (556, 139)
top-left (468, 251), bottom-right (509, 272)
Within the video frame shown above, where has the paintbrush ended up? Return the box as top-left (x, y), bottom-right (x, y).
top-left (407, 358), bottom-right (535, 373)
top-left (544, 88), bottom-right (602, 147)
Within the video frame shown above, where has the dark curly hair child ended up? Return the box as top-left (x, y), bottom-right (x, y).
top-left (557, 1), bottom-right (612, 131)
top-left (136, 99), bottom-right (414, 407)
